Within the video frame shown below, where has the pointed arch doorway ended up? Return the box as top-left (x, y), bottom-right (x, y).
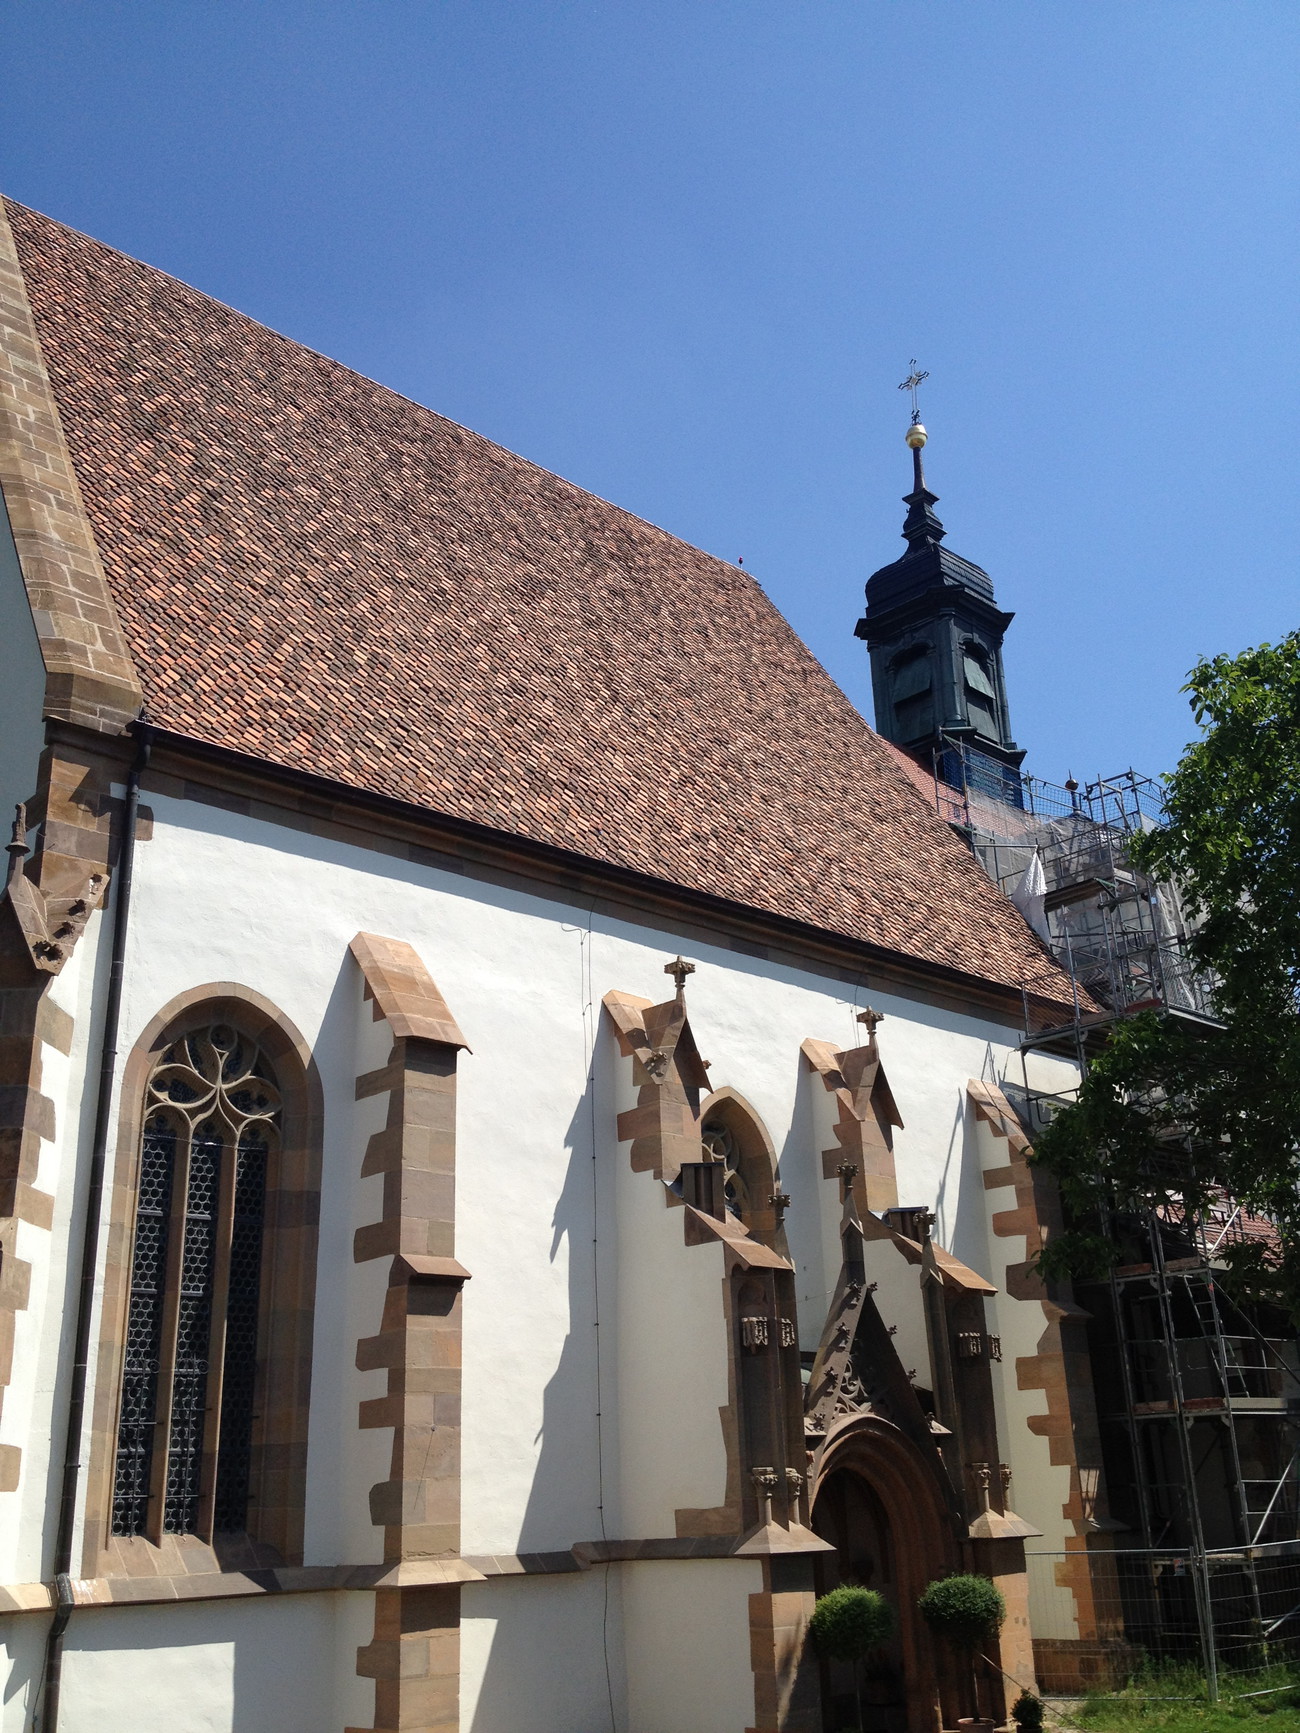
top-left (810, 1414), bottom-right (960, 1733)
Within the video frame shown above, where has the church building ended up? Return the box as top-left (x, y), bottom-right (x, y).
top-left (0, 200), bottom-right (1118, 1732)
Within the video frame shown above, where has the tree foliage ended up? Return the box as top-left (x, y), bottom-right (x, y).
top-left (917, 1575), bottom-right (1005, 1648)
top-left (808, 1586), bottom-right (895, 1663)
top-left (1031, 632), bottom-right (1300, 1316)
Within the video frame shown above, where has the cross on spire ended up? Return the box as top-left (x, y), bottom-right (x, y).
top-left (898, 360), bottom-right (929, 425)
top-left (856, 1005), bottom-right (884, 1037)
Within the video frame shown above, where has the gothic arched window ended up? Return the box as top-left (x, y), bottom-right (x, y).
top-left (112, 1023), bottom-right (280, 1541)
top-left (700, 1090), bottom-right (781, 1246)
top-left (702, 1119), bottom-right (750, 1220)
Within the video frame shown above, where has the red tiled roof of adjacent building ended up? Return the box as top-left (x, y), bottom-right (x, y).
top-left (8, 200), bottom-right (1066, 999)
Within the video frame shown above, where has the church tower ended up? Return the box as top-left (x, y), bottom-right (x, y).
top-left (855, 374), bottom-right (1024, 799)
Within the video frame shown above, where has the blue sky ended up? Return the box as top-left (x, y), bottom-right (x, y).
top-left (3, 2), bottom-right (1296, 784)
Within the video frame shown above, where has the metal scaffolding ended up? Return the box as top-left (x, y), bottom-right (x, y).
top-left (933, 737), bottom-right (1300, 1694)
top-left (931, 738), bottom-right (1215, 1023)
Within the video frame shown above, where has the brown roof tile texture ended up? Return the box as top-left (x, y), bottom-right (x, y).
top-left (8, 201), bottom-right (1064, 997)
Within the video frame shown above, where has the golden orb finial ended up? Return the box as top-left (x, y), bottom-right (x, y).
top-left (905, 421), bottom-right (927, 450)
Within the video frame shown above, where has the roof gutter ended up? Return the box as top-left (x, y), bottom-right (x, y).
top-left (39, 725), bottom-right (150, 1733)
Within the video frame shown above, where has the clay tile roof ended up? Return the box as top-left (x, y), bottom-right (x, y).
top-left (8, 200), bottom-right (1068, 1001)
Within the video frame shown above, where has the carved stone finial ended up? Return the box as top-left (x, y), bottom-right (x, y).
top-left (6, 805), bottom-right (29, 884)
top-left (856, 1005), bottom-right (884, 1036)
top-left (769, 1189), bottom-right (792, 1224)
top-left (972, 1461), bottom-right (992, 1511)
top-left (750, 1465), bottom-right (779, 1526)
top-left (837, 1160), bottom-right (858, 1200)
top-left (1000, 1463), bottom-right (1012, 1497)
top-left (785, 1467), bottom-right (804, 1515)
top-left (664, 955), bottom-right (695, 1000)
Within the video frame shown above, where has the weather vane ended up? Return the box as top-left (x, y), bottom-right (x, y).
top-left (898, 360), bottom-right (928, 426)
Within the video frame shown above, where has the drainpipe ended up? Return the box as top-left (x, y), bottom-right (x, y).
top-left (38, 727), bottom-right (150, 1732)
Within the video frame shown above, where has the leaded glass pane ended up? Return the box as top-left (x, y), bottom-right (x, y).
top-left (111, 1115), bottom-right (176, 1536)
top-left (213, 1128), bottom-right (269, 1532)
top-left (164, 1120), bottom-right (221, 1533)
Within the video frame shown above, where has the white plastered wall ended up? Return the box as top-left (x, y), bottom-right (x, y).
top-left (3, 785), bottom-right (1075, 1725)
top-left (0, 1609), bottom-right (46, 1732)
top-left (622, 1558), bottom-right (761, 1733)
top-left (0, 495), bottom-right (46, 830)
top-left (860, 1236), bottom-right (932, 1392)
top-left (313, 963), bottom-right (392, 1567)
top-left (0, 1591), bottom-right (372, 1733)
top-left (0, 909), bottom-right (110, 1586)
top-left (0, 486), bottom-right (77, 1586)
top-left (781, 1006), bottom-right (1029, 1362)
top-left (795, 1064), bottom-right (848, 1352)
top-left (608, 1049), bottom-right (732, 1538)
top-left (973, 1056), bottom-right (1081, 1639)
top-left (44, 789), bottom-right (1049, 1563)
top-left (55, 1592), bottom-right (370, 1733)
top-left (461, 1569), bottom-right (627, 1733)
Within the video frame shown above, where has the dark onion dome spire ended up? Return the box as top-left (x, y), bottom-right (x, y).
top-left (855, 374), bottom-right (1024, 799)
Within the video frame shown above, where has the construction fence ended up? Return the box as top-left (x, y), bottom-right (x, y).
top-left (1026, 1543), bottom-right (1300, 1700)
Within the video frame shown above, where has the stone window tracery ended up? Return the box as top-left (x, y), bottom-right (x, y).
top-left (700, 1094), bottom-right (782, 1247)
top-left (702, 1119), bottom-right (749, 1220)
top-left (112, 1023), bottom-right (280, 1540)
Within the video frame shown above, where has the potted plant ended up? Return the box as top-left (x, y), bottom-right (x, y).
top-left (917, 1574), bottom-right (1006, 1731)
top-left (808, 1584), bottom-right (896, 1733)
top-left (1011, 1689), bottom-right (1044, 1731)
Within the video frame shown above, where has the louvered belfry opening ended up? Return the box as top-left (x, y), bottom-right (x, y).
top-left (111, 1023), bottom-right (279, 1541)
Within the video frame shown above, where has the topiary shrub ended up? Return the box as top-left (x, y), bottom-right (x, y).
top-left (916, 1574), bottom-right (1006, 1650)
top-left (809, 1587), bottom-right (896, 1731)
top-left (1011, 1689), bottom-right (1044, 1731)
top-left (808, 1585), bottom-right (896, 1662)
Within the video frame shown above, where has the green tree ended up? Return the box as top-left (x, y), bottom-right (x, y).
top-left (917, 1574), bottom-right (1005, 1651)
top-left (808, 1586), bottom-right (895, 1732)
top-left (918, 1575), bottom-right (1006, 1724)
top-left (1032, 632), bottom-right (1300, 1317)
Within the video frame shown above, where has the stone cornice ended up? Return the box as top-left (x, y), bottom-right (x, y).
top-left (0, 1532), bottom-right (808, 1615)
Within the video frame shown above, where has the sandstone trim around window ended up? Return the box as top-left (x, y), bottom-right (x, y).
top-left (84, 985), bottom-right (322, 1578)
